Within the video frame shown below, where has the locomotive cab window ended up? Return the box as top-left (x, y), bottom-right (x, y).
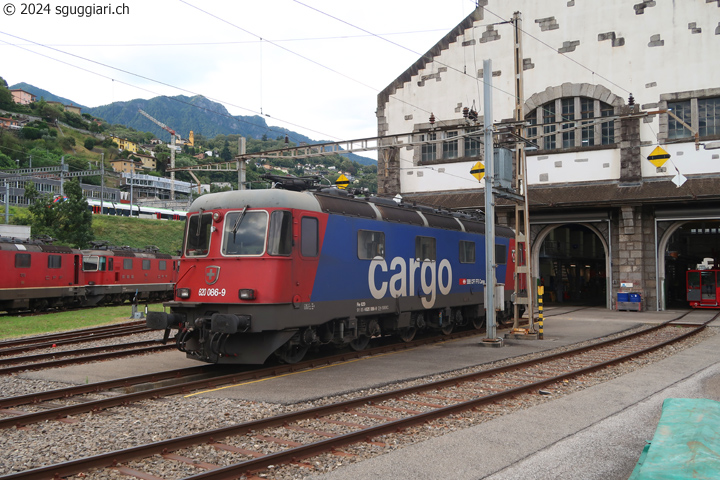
top-left (222, 210), bottom-right (268, 256)
top-left (82, 256), bottom-right (100, 271)
top-left (15, 253), bottom-right (31, 268)
top-left (495, 244), bottom-right (507, 265)
top-left (459, 241), bottom-right (475, 264)
top-left (415, 236), bottom-right (436, 261)
top-left (358, 230), bottom-right (385, 260)
top-left (268, 210), bottom-right (293, 256)
top-left (185, 213), bottom-right (212, 257)
top-left (48, 255), bottom-right (62, 269)
top-left (301, 217), bottom-right (319, 257)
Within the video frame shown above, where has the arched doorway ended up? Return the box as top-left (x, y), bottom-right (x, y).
top-left (535, 224), bottom-right (608, 306)
top-left (662, 220), bottom-right (720, 309)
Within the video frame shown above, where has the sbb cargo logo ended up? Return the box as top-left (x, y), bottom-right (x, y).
top-left (368, 256), bottom-right (452, 309)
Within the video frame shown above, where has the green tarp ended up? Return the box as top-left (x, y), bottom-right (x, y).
top-left (629, 398), bottom-right (720, 480)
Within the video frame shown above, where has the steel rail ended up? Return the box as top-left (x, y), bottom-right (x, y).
top-left (1, 320), bottom-right (708, 480)
top-left (0, 328), bottom-right (482, 429)
top-left (0, 322), bottom-right (148, 352)
top-left (0, 343), bottom-right (176, 376)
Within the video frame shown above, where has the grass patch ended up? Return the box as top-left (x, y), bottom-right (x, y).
top-left (0, 304), bottom-right (161, 340)
top-left (92, 215), bottom-right (184, 255)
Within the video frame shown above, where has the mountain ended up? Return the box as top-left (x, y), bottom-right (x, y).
top-left (7, 83), bottom-right (376, 165)
top-left (9, 82), bottom-right (88, 110)
top-left (86, 95), bottom-right (376, 165)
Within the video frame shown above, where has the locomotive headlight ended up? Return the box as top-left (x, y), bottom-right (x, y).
top-left (239, 289), bottom-right (255, 300)
top-left (212, 212), bottom-right (223, 223)
top-left (177, 288), bottom-right (191, 299)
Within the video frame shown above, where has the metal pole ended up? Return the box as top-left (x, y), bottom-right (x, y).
top-left (238, 137), bottom-right (247, 190)
top-left (483, 59), bottom-right (499, 345)
top-left (100, 153), bottom-right (105, 214)
top-left (129, 168), bottom-right (133, 217)
top-left (60, 157), bottom-right (65, 197)
top-left (4, 183), bottom-right (9, 224)
top-left (170, 135), bottom-right (176, 201)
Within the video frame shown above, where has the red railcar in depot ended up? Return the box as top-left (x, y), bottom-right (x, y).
top-left (687, 268), bottom-right (720, 309)
top-left (0, 238), bottom-right (177, 313)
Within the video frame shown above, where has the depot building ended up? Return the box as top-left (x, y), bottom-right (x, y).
top-left (376, 0), bottom-right (720, 312)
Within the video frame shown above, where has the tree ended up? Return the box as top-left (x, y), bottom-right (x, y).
top-left (26, 179), bottom-right (94, 248)
top-left (220, 141), bottom-right (232, 161)
top-left (84, 138), bottom-right (96, 150)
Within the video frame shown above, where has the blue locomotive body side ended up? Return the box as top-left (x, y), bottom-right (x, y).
top-left (310, 214), bottom-right (510, 307)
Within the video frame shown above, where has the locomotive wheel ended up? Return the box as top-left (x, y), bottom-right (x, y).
top-left (399, 327), bottom-right (416, 343)
top-left (349, 335), bottom-right (370, 351)
top-left (277, 343), bottom-right (309, 364)
top-left (440, 321), bottom-right (453, 335)
top-left (472, 314), bottom-right (486, 330)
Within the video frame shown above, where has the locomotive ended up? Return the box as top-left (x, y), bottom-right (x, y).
top-left (0, 238), bottom-right (177, 313)
top-left (147, 176), bottom-right (518, 365)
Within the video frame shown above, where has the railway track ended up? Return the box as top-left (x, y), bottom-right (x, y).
top-left (2, 312), bottom-right (714, 480)
top-left (0, 321), bottom-right (149, 352)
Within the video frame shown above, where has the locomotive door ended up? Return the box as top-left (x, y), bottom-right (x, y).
top-left (73, 255), bottom-right (80, 285)
top-left (295, 214), bottom-right (320, 304)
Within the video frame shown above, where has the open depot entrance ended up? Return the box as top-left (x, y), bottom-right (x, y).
top-left (537, 224), bottom-right (607, 307)
top-left (663, 220), bottom-right (720, 310)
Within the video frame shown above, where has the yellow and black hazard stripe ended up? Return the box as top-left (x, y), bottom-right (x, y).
top-left (470, 165), bottom-right (485, 175)
top-left (647, 152), bottom-right (670, 161)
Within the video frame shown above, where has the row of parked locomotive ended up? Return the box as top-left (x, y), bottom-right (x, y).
top-left (147, 176), bottom-right (520, 365)
top-left (0, 238), bottom-right (177, 313)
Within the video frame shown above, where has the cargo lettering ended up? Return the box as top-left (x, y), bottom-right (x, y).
top-left (368, 256), bottom-right (452, 309)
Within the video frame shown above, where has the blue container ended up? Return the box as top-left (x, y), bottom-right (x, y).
top-left (617, 293), bottom-right (629, 302)
top-left (629, 293), bottom-right (641, 303)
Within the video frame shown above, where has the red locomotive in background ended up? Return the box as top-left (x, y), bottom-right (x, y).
top-left (0, 238), bottom-right (177, 313)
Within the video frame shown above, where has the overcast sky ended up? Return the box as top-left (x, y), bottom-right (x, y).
top-left (1, 0), bottom-right (478, 147)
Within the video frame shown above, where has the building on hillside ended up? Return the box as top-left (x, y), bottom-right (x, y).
top-left (110, 159), bottom-right (141, 174)
top-left (108, 136), bottom-right (139, 153)
top-left (0, 172), bottom-right (120, 206)
top-left (0, 117), bottom-right (21, 130)
top-left (65, 104), bottom-right (82, 115)
top-left (9, 89), bottom-right (35, 105)
top-left (377, 0), bottom-right (720, 312)
top-left (121, 172), bottom-right (193, 200)
top-left (133, 153), bottom-right (157, 171)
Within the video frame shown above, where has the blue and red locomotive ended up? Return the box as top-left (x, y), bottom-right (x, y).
top-left (147, 178), bottom-right (519, 364)
top-left (0, 239), bottom-right (177, 313)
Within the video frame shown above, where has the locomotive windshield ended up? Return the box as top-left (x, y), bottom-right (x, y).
top-left (222, 210), bottom-right (268, 256)
top-left (185, 213), bottom-right (212, 257)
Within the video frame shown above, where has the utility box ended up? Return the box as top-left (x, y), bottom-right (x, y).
top-left (493, 148), bottom-right (513, 190)
top-left (617, 292), bottom-right (642, 311)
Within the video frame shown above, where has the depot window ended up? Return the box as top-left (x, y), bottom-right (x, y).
top-left (667, 96), bottom-right (720, 140)
top-left (459, 240), bottom-right (475, 264)
top-left (358, 230), bottom-right (385, 260)
top-left (48, 255), bottom-right (62, 269)
top-left (415, 236), bottom-right (436, 262)
top-left (525, 97), bottom-right (616, 151)
top-left (222, 210), bottom-right (268, 256)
